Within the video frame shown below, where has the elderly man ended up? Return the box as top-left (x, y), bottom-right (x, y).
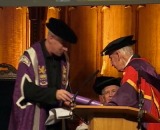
top-left (101, 35), bottom-right (160, 130)
top-left (76, 76), bottom-right (121, 130)
top-left (93, 76), bottom-right (121, 104)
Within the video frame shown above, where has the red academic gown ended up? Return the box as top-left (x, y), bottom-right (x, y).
top-left (107, 56), bottom-right (160, 130)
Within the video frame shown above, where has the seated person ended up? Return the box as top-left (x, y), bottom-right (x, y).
top-left (93, 76), bottom-right (121, 104)
top-left (76, 76), bottom-right (121, 130)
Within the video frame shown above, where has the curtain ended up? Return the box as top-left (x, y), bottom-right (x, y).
top-left (0, 7), bottom-right (29, 68)
top-left (138, 4), bottom-right (160, 73)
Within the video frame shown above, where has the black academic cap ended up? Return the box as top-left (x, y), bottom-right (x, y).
top-left (101, 35), bottom-right (136, 56)
top-left (93, 76), bottom-right (121, 95)
top-left (46, 17), bottom-right (78, 44)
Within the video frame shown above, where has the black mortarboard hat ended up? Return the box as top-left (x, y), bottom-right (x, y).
top-left (46, 17), bottom-right (78, 44)
top-left (101, 35), bottom-right (136, 56)
top-left (93, 76), bottom-right (121, 95)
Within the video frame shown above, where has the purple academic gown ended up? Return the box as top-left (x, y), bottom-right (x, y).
top-left (9, 42), bottom-right (69, 130)
top-left (107, 56), bottom-right (160, 129)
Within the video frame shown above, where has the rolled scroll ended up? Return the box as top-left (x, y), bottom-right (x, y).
top-left (71, 94), bottom-right (102, 106)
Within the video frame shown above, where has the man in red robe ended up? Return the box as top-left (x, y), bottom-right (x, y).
top-left (101, 35), bottom-right (160, 130)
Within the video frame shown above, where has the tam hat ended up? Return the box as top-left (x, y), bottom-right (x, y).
top-left (101, 35), bottom-right (136, 56)
top-left (93, 76), bottom-right (121, 95)
top-left (46, 17), bottom-right (77, 44)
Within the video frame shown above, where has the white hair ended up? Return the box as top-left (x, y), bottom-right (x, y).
top-left (118, 46), bottom-right (134, 56)
top-left (48, 30), bottom-right (54, 36)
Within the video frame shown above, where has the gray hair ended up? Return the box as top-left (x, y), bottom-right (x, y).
top-left (48, 30), bottom-right (54, 36)
top-left (117, 46), bottom-right (134, 56)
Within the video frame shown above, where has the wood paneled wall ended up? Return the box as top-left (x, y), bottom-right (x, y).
top-left (66, 6), bottom-right (102, 98)
top-left (101, 5), bottom-right (136, 77)
top-left (1, 5), bottom-right (160, 100)
top-left (138, 4), bottom-right (160, 72)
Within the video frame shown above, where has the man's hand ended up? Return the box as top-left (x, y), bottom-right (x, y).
top-left (56, 89), bottom-right (72, 103)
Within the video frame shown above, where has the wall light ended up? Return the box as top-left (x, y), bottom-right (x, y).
top-left (90, 6), bottom-right (97, 9)
top-left (137, 4), bottom-right (145, 10)
top-left (16, 7), bottom-right (22, 10)
top-left (124, 5), bottom-right (131, 9)
top-left (68, 6), bottom-right (76, 11)
top-left (49, 7), bottom-right (56, 10)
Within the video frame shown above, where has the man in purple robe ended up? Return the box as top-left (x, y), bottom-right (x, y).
top-left (101, 35), bottom-right (160, 130)
top-left (9, 18), bottom-right (77, 130)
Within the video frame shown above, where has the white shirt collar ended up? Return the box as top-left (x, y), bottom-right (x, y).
top-left (125, 55), bottom-right (133, 68)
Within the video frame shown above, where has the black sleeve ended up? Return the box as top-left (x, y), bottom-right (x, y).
top-left (23, 79), bottom-right (58, 106)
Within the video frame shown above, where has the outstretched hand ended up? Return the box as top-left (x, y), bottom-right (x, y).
top-left (56, 89), bottom-right (72, 103)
